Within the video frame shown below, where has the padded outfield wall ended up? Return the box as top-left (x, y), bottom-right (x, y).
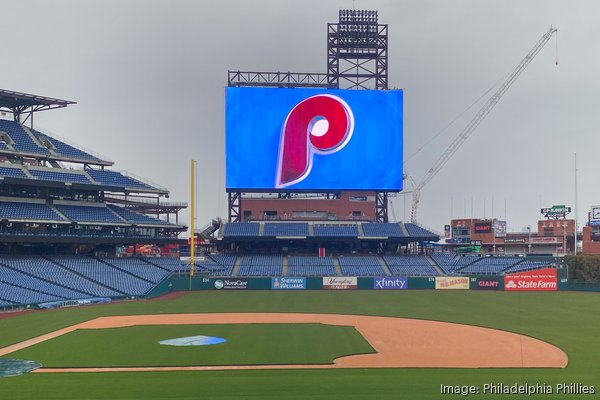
top-left (168, 268), bottom-right (568, 293)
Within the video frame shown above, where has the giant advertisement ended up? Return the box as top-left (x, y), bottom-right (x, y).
top-left (504, 268), bottom-right (557, 291)
top-left (225, 87), bottom-right (403, 191)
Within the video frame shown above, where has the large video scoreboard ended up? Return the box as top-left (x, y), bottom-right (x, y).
top-left (225, 87), bottom-right (403, 191)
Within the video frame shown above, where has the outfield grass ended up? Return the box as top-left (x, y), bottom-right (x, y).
top-left (0, 290), bottom-right (599, 399)
top-left (7, 323), bottom-right (374, 367)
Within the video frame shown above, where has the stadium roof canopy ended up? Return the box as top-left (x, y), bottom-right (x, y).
top-left (0, 88), bottom-right (75, 116)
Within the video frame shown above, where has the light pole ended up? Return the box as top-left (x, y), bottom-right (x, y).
top-left (527, 225), bottom-right (532, 255)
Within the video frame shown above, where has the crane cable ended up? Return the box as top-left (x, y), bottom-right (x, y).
top-left (404, 69), bottom-right (512, 165)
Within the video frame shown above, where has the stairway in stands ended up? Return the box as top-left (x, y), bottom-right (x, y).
top-left (426, 255), bottom-right (445, 275)
top-left (231, 256), bottom-right (242, 277)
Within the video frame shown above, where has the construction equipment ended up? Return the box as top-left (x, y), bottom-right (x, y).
top-left (409, 27), bottom-right (557, 222)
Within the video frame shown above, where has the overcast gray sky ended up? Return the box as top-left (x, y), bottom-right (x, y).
top-left (1, 0), bottom-right (598, 234)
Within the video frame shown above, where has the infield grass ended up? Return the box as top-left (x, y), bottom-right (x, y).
top-left (0, 290), bottom-right (599, 399)
top-left (7, 323), bottom-right (374, 367)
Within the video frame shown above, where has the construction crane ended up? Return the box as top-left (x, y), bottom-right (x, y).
top-left (409, 27), bottom-right (557, 222)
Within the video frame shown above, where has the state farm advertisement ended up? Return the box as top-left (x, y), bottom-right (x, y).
top-left (504, 268), bottom-right (557, 291)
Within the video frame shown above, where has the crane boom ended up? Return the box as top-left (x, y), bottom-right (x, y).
top-left (410, 27), bottom-right (557, 222)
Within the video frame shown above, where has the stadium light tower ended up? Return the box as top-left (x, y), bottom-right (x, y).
top-left (327, 9), bottom-right (388, 90)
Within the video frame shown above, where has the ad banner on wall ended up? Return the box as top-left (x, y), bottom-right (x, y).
top-left (373, 277), bottom-right (408, 290)
top-left (435, 277), bottom-right (470, 290)
top-left (213, 279), bottom-right (249, 290)
top-left (472, 277), bottom-right (502, 290)
top-left (323, 277), bottom-right (357, 290)
top-left (504, 268), bottom-right (557, 291)
top-left (271, 277), bottom-right (306, 290)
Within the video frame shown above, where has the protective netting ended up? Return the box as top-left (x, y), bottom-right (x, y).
top-left (0, 359), bottom-right (42, 377)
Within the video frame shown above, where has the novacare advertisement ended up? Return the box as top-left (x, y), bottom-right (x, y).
top-left (213, 279), bottom-right (248, 290)
top-left (272, 277), bottom-right (306, 290)
top-left (435, 277), bottom-right (470, 290)
top-left (374, 277), bottom-right (407, 290)
top-left (323, 277), bottom-right (357, 290)
top-left (504, 268), bottom-right (557, 291)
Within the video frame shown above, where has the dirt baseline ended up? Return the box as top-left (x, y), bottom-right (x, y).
top-left (0, 313), bottom-right (567, 372)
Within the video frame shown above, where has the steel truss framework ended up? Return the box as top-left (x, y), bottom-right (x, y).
top-left (227, 9), bottom-right (390, 223)
top-left (327, 9), bottom-right (388, 90)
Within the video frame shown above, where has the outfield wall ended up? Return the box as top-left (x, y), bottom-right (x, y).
top-left (168, 268), bottom-right (568, 293)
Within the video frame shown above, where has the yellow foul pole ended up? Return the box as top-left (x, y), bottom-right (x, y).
top-left (190, 159), bottom-right (195, 278)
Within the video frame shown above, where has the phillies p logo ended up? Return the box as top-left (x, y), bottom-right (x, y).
top-left (276, 95), bottom-right (354, 188)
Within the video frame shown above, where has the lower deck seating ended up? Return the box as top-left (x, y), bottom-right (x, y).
top-left (238, 255), bottom-right (283, 276)
top-left (51, 257), bottom-right (153, 295)
top-left (337, 255), bottom-right (384, 276)
top-left (383, 255), bottom-right (438, 276)
top-left (288, 255), bottom-right (336, 276)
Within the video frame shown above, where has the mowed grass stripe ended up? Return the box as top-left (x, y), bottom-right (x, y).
top-left (6, 323), bottom-right (375, 367)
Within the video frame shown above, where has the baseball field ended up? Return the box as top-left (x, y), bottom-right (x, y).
top-left (0, 290), bottom-right (598, 399)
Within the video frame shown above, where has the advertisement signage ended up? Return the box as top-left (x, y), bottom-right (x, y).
top-left (323, 277), bottom-right (357, 290)
top-left (213, 279), bottom-right (249, 290)
top-left (225, 87), bottom-right (403, 191)
top-left (591, 206), bottom-right (600, 221)
top-left (504, 238), bottom-right (526, 244)
top-left (435, 277), bottom-right (470, 290)
top-left (493, 220), bottom-right (507, 237)
top-left (530, 237), bottom-right (558, 244)
top-left (474, 223), bottom-right (492, 234)
top-left (473, 277), bottom-right (501, 290)
top-left (444, 225), bottom-right (451, 239)
top-left (373, 277), bottom-right (408, 290)
top-left (271, 277), bottom-right (306, 290)
top-left (541, 204), bottom-right (571, 219)
top-left (504, 268), bottom-right (557, 291)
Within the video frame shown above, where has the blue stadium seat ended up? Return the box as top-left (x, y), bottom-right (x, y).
top-left (100, 258), bottom-right (170, 283)
top-left (32, 129), bottom-right (101, 162)
top-left (383, 255), bottom-right (438, 276)
top-left (55, 204), bottom-right (125, 223)
top-left (457, 257), bottom-right (522, 275)
top-left (0, 120), bottom-right (49, 155)
top-left (362, 223), bottom-right (405, 237)
top-left (288, 255), bottom-right (335, 276)
top-left (404, 223), bottom-right (437, 238)
top-left (223, 223), bottom-right (260, 237)
top-left (0, 165), bottom-right (28, 179)
top-left (313, 225), bottom-right (358, 237)
top-left (337, 255), bottom-right (384, 276)
top-left (504, 259), bottom-right (551, 273)
top-left (5, 256), bottom-right (121, 298)
top-left (194, 254), bottom-right (237, 276)
top-left (86, 169), bottom-right (154, 190)
top-left (108, 205), bottom-right (174, 225)
top-left (0, 201), bottom-right (63, 221)
top-left (264, 223), bottom-right (308, 237)
top-left (0, 264), bottom-right (89, 300)
top-left (29, 169), bottom-right (91, 184)
top-left (53, 257), bottom-right (153, 295)
top-left (238, 255), bottom-right (282, 276)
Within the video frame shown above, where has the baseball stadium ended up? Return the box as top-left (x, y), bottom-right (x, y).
top-left (1, 7), bottom-right (600, 400)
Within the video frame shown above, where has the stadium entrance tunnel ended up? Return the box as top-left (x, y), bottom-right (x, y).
top-left (0, 358), bottom-right (42, 377)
